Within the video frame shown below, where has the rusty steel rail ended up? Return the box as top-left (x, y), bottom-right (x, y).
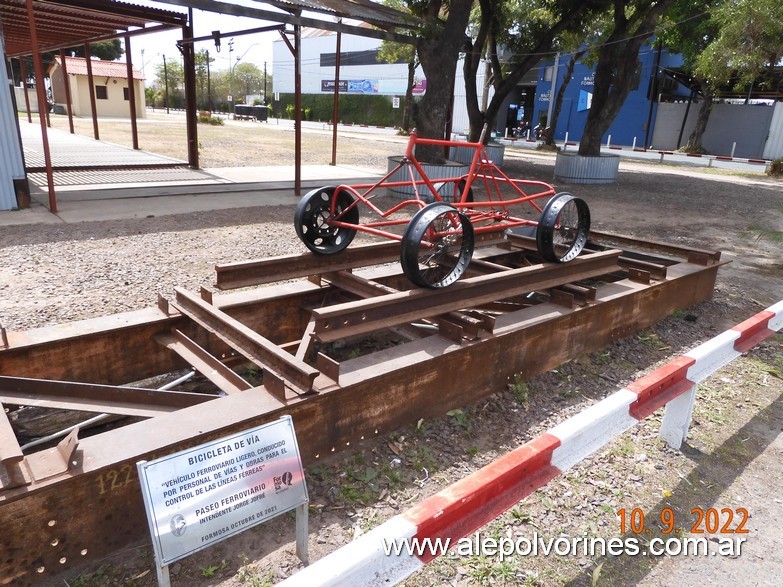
top-left (0, 232), bottom-right (724, 585)
top-left (311, 249), bottom-right (621, 343)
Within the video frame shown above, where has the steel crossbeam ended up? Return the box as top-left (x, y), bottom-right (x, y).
top-left (0, 375), bottom-right (213, 417)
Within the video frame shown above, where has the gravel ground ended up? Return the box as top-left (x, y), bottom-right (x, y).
top-left (2, 136), bottom-right (782, 587)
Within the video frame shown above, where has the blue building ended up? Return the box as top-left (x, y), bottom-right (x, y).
top-left (531, 45), bottom-right (687, 147)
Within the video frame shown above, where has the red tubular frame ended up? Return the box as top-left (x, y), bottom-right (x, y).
top-left (326, 131), bottom-right (556, 240)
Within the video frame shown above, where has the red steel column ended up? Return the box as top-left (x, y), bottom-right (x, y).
top-left (294, 25), bottom-right (301, 195)
top-left (25, 0), bottom-right (57, 212)
top-left (124, 35), bottom-right (139, 150)
top-left (59, 49), bottom-right (75, 134)
top-left (83, 43), bottom-right (100, 140)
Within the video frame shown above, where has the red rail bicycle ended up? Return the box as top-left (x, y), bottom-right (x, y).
top-left (294, 129), bottom-right (590, 288)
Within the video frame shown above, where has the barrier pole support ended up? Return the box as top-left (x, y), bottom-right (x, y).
top-left (659, 385), bottom-right (698, 449)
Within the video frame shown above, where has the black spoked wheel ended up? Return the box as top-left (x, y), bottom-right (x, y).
top-left (400, 203), bottom-right (474, 288)
top-left (294, 186), bottom-right (359, 255)
top-left (536, 193), bottom-right (591, 262)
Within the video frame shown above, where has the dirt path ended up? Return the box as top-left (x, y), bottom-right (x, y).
top-left (2, 132), bottom-right (781, 586)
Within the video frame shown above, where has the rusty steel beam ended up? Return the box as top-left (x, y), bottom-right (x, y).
top-left (311, 249), bottom-right (622, 342)
top-left (215, 242), bottom-right (402, 290)
top-left (0, 376), bottom-right (214, 417)
top-left (172, 287), bottom-right (319, 394)
top-left (214, 233), bottom-right (509, 290)
top-left (155, 330), bottom-right (253, 395)
top-left (588, 230), bottom-right (721, 265)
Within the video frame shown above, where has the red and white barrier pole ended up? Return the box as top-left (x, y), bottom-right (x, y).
top-left (279, 300), bottom-right (783, 587)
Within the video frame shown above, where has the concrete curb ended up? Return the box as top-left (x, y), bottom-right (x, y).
top-left (279, 301), bottom-right (783, 586)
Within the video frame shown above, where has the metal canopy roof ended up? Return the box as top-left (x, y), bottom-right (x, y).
top-left (156, 0), bottom-right (422, 43)
top-left (1, 0), bottom-right (188, 57)
top-left (261, 0), bottom-right (420, 30)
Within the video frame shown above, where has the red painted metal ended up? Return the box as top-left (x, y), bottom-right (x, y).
top-left (124, 35), bottom-right (139, 150)
top-left (83, 43), bottom-right (100, 141)
top-left (59, 49), bottom-right (75, 134)
top-left (405, 433), bottom-right (562, 563)
top-left (25, 0), bottom-right (57, 213)
top-left (323, 131), bottom-right (557, 243)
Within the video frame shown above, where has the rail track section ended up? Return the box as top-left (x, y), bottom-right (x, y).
top-left (0, 229), bottom-right (723, 584)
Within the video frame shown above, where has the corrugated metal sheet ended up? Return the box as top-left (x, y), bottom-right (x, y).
top-left (0, 32), bottom-right (26, 210)
top-left (763, 102), bottom-right (783, 161)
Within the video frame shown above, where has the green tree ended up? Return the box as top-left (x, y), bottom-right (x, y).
top-left (378, 0), bottom-right (418, 133)
top-left (194, 49), bottom-right (215, 110)
top-left (153, 57), bottom-right (184, 109)
top-left (234, 62), bottom-right (263, 99)
top-left (462, 0), bottom-right (611, 143)
top-left (658, 0), bottom-right (720, 152)
top-left (578, 0), bottom-right (676, 157)
top-left (696, 0), bottom-right (783, 91)
top-left (409, 0), bottom-right (475, 162)
top-left (661, 0), bottom-right (783, 153)
top-left (78, 40), bottom-right (124, 61)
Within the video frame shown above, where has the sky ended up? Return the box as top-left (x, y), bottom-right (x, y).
top-left (126, 1), bottom-right (284, 81)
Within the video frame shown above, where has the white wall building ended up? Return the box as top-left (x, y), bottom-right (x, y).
top-left (48, 56), bottom-right (146, 118)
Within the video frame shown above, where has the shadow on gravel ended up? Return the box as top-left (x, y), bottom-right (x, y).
top-left (564, 389), bottom-right (783, 587)
top-left (0, 205), bottom-right (295, 247)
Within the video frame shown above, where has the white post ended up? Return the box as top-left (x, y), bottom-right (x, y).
top-left (731, 142), bottom-right (736, 158)
top-left (659, 385), bottom-right (698, 449)
top-left (156, 564), bottom-right (171, 587)
top-left (563, 132), bottom-right (569, 152)
top-left (632, 137), bottom-right (637, 150)
top-left (296, 503), bottom-right (309, 564)
top-left (606, 134), bottom-right (611, 148)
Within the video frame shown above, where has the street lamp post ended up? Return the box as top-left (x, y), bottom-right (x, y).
top-left (228, 39), bottom-right (234, 114)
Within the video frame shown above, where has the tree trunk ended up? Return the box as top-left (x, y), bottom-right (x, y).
top-left (546, 50), bottom-right (584, 147)
top-left (578, 0), bottom-right (675, 157)
top-left (685, 83), bottom-right (713, 153)
top-left (413, 0), bottom-right (473, 162)
top-left (462, 1), bottom-right (594, 144)
top-left (401, 60), bottom-right (416, 134)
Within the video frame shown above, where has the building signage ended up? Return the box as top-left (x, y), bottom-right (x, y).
top-left (321, 79), bottom-right (378, 93)
top-left (578, 89), bottom-right (593, 112)
top-left (321, 79), bottom-right (426, 95)
top-left (137, 416), bottom-right (308, 566)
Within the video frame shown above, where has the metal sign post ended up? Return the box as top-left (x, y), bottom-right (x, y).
top-left (137, 416), bottom-right (309, 586)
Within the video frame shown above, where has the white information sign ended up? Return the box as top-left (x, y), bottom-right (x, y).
top-left (392, 96), bottom-right (400, 109)
top-left (137, 416), bottom-right (308, 566)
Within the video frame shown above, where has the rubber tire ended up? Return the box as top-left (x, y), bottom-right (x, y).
top-left (294, 186), bottom-right (359, 255)
top-left (536, 193), bottom-right (590, 263)
top-left (400, 202), bottom-right (474, 288)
